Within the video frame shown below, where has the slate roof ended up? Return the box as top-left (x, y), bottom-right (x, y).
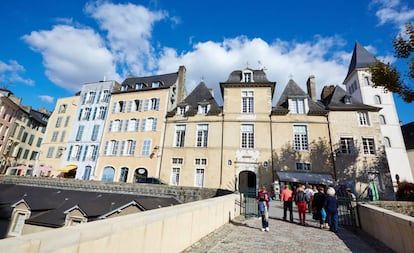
top-left (114, 71), bottom-right (179, 94)
top-left (219, 68), bottom-right (276, 98)
top-left (344, 42), bottom-right (376, 82)
top-left (272, 79), bottom-right (327, 115)
top-left (167, 81), bottom-right (221, 117)
top-left (401, 121), bottom-right (414, 150)
top-left (0, 184), bottom-right (181, 228)
top-left (321, 85), bottom-right (381, 112)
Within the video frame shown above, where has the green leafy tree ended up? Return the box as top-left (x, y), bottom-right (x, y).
top-left (369, 22), bottom-right (414, 103)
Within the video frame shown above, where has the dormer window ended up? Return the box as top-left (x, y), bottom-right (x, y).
top-left (289, 97), bottom-right (308, 114)
top-left (241, 70), bottom-right (253, 82)
top-left (177, 105), bottom-right (188, 116)
top-left (152, 81), bottom-right (160, 88)
top-left (121, 85), bottom-right (128, 91)
top-left (344, 95), bottom-right (352, 104)
top-left (198, 104), bottom-right (210, 114)
top-left (135, 83), bottom-right (144, 90)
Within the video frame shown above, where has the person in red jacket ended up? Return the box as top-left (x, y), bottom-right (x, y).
top-left (256, 185), bottom-right (270, 232)
top-left (280, 185), bottom-right (293, 222)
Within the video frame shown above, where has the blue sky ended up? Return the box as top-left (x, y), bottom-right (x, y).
top-left (1, 0), bottom-right (414, 124)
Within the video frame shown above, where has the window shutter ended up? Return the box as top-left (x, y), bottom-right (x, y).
top-left (152, 118), bottom-right (158, 131)
top-left (135, 119), bottom-right (140, 131)
top-left (83, 146), bottom-right (89, 161)
top-left (144, 99), bottom-right (149, 111)
top-left (109, 121), bottom-right (113, 132)
top-left (142, 118), bottom-right (147, 131)
top-left (132, 140), bottom-right (137, 155)
top-left (112, 102), bottom-right (117, 113)
top-left (125, 120), bottom-right (129, 131)
top-left (156, 98), bottom-right (160, 110)
top-left (121, 140), bottom-right (125, 155)
top-left (104, 141), bottom-right (108, 155)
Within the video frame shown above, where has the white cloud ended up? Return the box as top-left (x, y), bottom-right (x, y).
top-left (38, 95), bottom-right (54, 103)
top-left (157, 36), bottom-right (349, 104)
top-left (0, 60), bottom-right (34, 86)
top-left (371, 0), bottom-right (414, 30)
top-left (22, 25), bottom-right (120, 92)
top-left (85, 1), bottom-right (167, 76)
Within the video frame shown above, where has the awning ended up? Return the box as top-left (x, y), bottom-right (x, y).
top-left (58, 164), bottom-right (77, 172)
top-left (276, 171), bottom-right (336, 185)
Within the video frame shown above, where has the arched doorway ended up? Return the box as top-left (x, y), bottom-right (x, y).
top-left (102, 167), bottom-right (115, 182)
top-left (238, 170), bottom-right (256, 193)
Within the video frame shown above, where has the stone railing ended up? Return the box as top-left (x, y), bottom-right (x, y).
top-left (0, 175), bottom-right (232, 203)
top-left (358, 202), bottom-right (414, 253)
top-left (0, 193), bottom-right (241, 253)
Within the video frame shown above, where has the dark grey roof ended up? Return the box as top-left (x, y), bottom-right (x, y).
top-left (344, 42), bottom-right (376, 82)
top-left (272, 79), bottom-right (327, 115)
top-left (321, 85), bottom-right (381, 112)
top-left (29, 109), bottom-right (49, 126)
top-left (0, 184), bottom-right (181, 228)
top-left (167, 81), bottom-right (221, 117)
top-left (402, 121), bottom-right (414, 150)
top-left (115, 71), bottom-right (179, 93)
top-left (219, 68), bottom-right (276, 99)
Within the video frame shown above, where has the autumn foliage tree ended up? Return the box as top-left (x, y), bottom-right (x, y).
top-left (369, 22), bottom-right (414, 103)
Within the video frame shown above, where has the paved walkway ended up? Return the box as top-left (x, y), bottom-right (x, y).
top-left (183, 200), bottom-right (394, 253)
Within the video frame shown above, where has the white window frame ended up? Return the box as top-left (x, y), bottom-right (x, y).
top-left (241, 124), bottom-right (254, 149)
top-left (357, 112), bottom-right (370, 126)
top-left (295, 162), bottom-right (311, 171)
top-left (241, 91), bottom-right (254, 113)
top-left (293, 125), bottom-right (309, 151)
top-left (362, 137), bottom-right (376, 155)
top-left (175, 125), bottom-right (186, 147)
top-left (196, 124), bottom-right (208, 147)
top-left (289, 97), bottom-right (308, 114)
top-left (195, 168), bottom-right (205, 187)
top-left (339, 137), bottom-right (355, 154)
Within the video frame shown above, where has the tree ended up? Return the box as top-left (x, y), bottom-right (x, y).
top-left (369, 22), bottom-right (414, 103)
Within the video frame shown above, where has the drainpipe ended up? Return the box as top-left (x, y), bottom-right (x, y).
top-left (219, 113), bottom-right (224, 187)
top-left (269, 114), bottom-right (275, 182)
top-left (326, 114), bottom-right (337, 181)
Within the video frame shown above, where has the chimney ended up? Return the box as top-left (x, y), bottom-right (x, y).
top-left (306, 75), bottom-right (317, 101)
top-left (321, 85), bottom-right (336, 102)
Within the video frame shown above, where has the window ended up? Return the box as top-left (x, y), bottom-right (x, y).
top-left (119, 167), bottom-right (129, 182)
top-left (126, 118), bottom-right (139, 132)
top-left (195, 169), bottom-right (205, 187)
top-left (83, 108), bottom-right (91, 120)
top-left (241, 124), bottom-right (254, 148)
top-left (56, 117), bottom-right (63, 127)
top-left (142, 117), bottom-right (157, 131)
top-left (129, 99), bottom-right (142, 112)
top-left (364, 76), bottom-right (370, 86)
top-left (198, 104), bottom-right (209, 114)
top-left (117, 101), bottom-right (126, 113)
top-left (344, 96), bottom-right (352, 104)
top-left (374, 95), bottom-right (382, 104)
top-left (293, 125), bottom-right (309, 151)
top-left (87, 91), bottom-right (96, 103)
top-left (171, 168), bottom-right (180, 186)
top-left (379, 115), bottom-right (386, 125)
top-left (290, 98), bottom-right (306, 114)
top-left (91, 125), bottom-right (100, 141)
top-left (76, 126), bottom-right (84, 141)
top-left (195, 158), bottom-right (207, 165)
top-left (241, 91), bottom-right (254, 113)
top-left (60, 131), bottom-right (66, 142)
top-left (172, 157), bottom-right (183, 165)
top-left (9, 212), bottom-right (27, 236)
top-left (383, 137), bottom-right (391, 148)
top-left (141, 139), bottom-right (151, 156)
top-left (28, 135), bottom-right (34, 145)
top-left (295, 162), bottom-right (311, 171)
top-left (357, 112), bottom-right (370, 126)
top-left (58, 104), bottom-right (67, 113)
top-left (339, 137), bottom-right (355, 154)
top-left (362, 137), bottom-right (376, 155)
top-left (47, 147), bottom-right (55, 158)
top-left (175, 125), bottom-right (186, 147)
top-left (90, 145), bottom-right (99, 161)
top-left (102, 167), bottom-right (115, 182)
top-left (21, 132), bottom-right (28, 143)
top-left (97, 106), bottom-right (107, 119)
top-left (177, 106), bottom-right (188, 116)
top-left (102, 90), bottom-right (110, 102)
top-left (122, 140), bottom-right (136, 156)
top-left (152, 81), bottom-right (160, 88)
top-left (64, 116), bottom-right (70, 127)
top-left (196, 124), bottom-right (208, 147)
top-left (110, 119), bottom-right (122, 132)
top-left (83, 166), bottom-right (91, 180)
top-left (135, 83), bottom-right (144, 89)
top-left (145, 98), bottom-right (160, 111)
top-left (23, 149), bottom-right (29, 159)
top-left (36, 137), bottom-right (42, 147)
top-left (244, 72), bottom-right (252, 82)
top-left (104, 140), bottom-right (119, 155)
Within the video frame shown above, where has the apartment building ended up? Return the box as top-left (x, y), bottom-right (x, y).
top-left (37, 96), bottom-right (78, 177)
top-left (94, 66), bottom-right (186, 183)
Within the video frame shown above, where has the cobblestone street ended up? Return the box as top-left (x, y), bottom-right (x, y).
top-left (183, 200), bottom-right (394, 253)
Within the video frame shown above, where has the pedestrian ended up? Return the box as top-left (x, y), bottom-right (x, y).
top-left (312, 185), bottom-right (329, 229)
top-left (304, 184), bottom-right (314, 213)
top-left (294, 184), bottom-right (308, 226)
top-left (256, 184), bottom-right (270, 232)
top-left (324, 187), bottom-right (339, 233)
top-left (280, 185), bottom-right (293, 222)
top-left (367, 185), bottom-right (374, 201)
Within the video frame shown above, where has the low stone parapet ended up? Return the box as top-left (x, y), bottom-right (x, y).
top-left (358, 202), bottom-right (414, 253)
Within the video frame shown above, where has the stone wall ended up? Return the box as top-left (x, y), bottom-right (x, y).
top-left (0, 176), bottom-right (232, 203)
top-left (370, 201), bottom-right (414, 217)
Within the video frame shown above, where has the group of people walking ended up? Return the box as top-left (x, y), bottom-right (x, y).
top-left (257, 183), bottom-right (339, 233)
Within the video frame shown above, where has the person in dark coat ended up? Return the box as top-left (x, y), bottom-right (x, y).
top-left (312, 185), bottom-right (328, 229)
top-left (324, 186), bottom-right (339, 233)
